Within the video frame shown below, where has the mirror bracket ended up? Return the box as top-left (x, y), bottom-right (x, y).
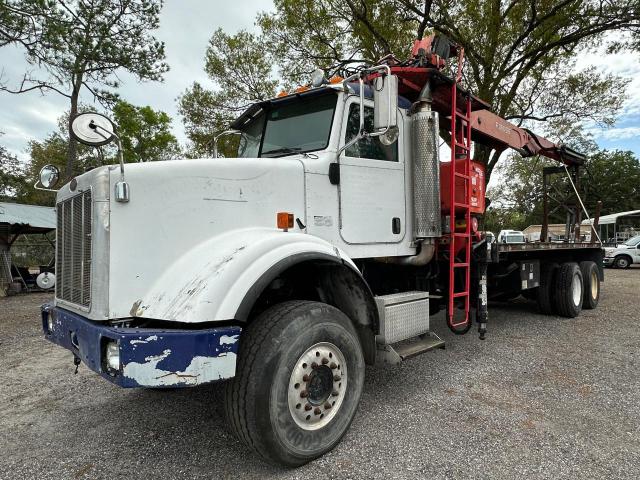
top-left (33, 179), bottom-right (59, 193)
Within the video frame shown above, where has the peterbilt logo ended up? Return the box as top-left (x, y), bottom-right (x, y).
top-left (495, 122), bottom-right (512, 135)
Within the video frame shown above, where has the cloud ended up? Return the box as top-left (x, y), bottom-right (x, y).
top-left (588, 126), bottom-right (640, 141)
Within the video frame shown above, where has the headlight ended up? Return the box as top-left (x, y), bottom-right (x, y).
top-left (47, 309), bottom-right (56, 333)
top-left (39, 164), bottom-right (60, 189)
top-left (105, 341), bottom-right (120, 372)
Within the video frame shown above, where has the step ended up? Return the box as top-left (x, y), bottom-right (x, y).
top-left (377, 335), bottom-right (446, 364)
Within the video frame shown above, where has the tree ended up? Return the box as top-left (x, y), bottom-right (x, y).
top-left (180, 1), bottom-right (639, 179)
top-left (112, 100), bottom-right (181, 162)
top-left (0, 0), bottom-right (168, 178)
top-left (178, 29), bottom-right (278, 157)
top-left (0, 135), bottom-right (27, 200)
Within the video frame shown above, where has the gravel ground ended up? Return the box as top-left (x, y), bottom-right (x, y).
top-left (1, 267), bottom-right (639, 480)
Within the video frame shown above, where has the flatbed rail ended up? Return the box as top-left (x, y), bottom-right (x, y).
top-left (496, 242), bottom-right (602, 253)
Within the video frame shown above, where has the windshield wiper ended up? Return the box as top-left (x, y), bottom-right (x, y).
top-left (261, 146), bottom-right (302, 157)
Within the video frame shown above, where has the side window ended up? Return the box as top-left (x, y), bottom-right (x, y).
top-left (344, 104), bottom-right (398, 161)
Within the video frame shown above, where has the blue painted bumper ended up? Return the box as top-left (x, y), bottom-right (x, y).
top-left (41, 304), bottom-right (242, 388)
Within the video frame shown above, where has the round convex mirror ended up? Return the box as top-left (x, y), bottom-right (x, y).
top-left (379, 125), bottom-right (399, 146)
top-left (39, 164), bottom-right (60, 189)
top-left (70, 112), bottom-right (115, 146)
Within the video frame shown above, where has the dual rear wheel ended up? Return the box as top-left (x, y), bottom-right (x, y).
top-left (536, 260), bottom-right (600, 317)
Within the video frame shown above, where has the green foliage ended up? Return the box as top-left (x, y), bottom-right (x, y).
top-left (0, 136), bottom-right (27, 200)
top-left (178, 29), bottom-right (278, 157)
top-left (1, 0), bottom-right (168, 177)
top-left (112, 101), bottom-right (181, 162)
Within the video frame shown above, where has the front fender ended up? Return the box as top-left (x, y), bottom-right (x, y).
top-left (133, 228), bottom-right (357, 323)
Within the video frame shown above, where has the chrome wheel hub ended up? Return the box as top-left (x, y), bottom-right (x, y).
top-left (572, 273), bottom-right (583, 307)
top-left (288, 342), bottom-right (347, 430)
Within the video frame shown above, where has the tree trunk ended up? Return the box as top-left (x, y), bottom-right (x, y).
top-left (65, 84), bottom-right (80, 180)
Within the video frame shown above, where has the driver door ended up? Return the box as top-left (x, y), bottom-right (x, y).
top-left (338, 100), bottom-right (406, 244)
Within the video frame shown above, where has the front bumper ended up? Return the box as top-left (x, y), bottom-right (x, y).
top-left (603, 257), bottom-right (614, 266)
top-left (42, 304), bottom-right (242, 388)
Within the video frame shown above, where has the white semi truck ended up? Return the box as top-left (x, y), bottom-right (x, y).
top-left (40, 36), bottom-right (604, 466)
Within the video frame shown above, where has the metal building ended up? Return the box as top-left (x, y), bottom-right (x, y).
top-left (0, 202), bottom-right (56, 296)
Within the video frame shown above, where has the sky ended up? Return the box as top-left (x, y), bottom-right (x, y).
top-left (0, 0), bottom-right (639, 163)
top-left (0, 0), bottom-right (273, 161)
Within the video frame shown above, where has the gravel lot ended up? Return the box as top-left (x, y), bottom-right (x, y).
top-left (1, 267), bottom-right (639, 480)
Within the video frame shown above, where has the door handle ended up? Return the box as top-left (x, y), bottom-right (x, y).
top-left (392, 217), bottom-right (401, 234)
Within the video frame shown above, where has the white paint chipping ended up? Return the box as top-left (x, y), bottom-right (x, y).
top-left (122, 350), bottom-right (237, 387)
top-left (129, 335), bottom-right (160, 346)
top-left (219, 334), bottom-right (239, 345)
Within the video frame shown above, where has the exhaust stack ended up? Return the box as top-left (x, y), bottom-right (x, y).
top-left (411, 107), bottom-right (441, 238)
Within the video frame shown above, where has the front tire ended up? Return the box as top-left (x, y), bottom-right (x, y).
top-left (553, 262), bottom-right (583, 318)
top-left (614, 255), bottom-right (631, 269)
top-left (224, 301), bottom-right (365, 467)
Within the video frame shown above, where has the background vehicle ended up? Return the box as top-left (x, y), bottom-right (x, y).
top-left (39, 34), bottom-right (604, 466)
top-left (604, 235), bottom-right (640, 268)
top-left (498, 230), bottom-right (526, 244)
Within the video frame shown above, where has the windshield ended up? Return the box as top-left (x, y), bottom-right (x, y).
top-left (237, 92), bottom-right (337, 158)
top-left (623, 235), bottom-right (640, 246)
top-left (506, 235), bottom-right (525, 243)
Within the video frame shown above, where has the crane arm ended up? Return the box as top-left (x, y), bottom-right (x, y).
top-left (469, 110), bottom-right (586, 165)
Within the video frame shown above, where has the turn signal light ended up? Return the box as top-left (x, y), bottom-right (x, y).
top-left (277, 212), bottom-right (294, 231)
top-left (329, 75), bottom-right (344, 84)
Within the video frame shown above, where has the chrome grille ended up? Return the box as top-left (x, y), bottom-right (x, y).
top-left (56, 190), bottom-right (92, 307)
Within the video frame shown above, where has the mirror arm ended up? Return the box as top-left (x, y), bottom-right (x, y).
top-left (338, 74), bottom-right (366, 157)
top-left (33, 179), bottom-right (59, 193)
top-left (208, 130), bottom-right (241, 158)
top-left (92, 123), bottom-right (125, 179)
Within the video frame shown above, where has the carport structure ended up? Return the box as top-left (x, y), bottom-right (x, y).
top-left (0, 202), bottom-right (56, 296)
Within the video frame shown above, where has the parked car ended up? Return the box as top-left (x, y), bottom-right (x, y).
top-left (604, 235), bottom-right (640, 268)
top-left (497, 229), bottom-right (526, 244)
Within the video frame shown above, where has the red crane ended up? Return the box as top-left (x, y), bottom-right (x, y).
top-left (366, 34), bottom-right (585, 333)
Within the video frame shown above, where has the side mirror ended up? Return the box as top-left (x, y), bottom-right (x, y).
top-left (70, 112), bottom-right (115, 146)
top-left (373, 74), bottom-right (399, 145)
top-left (35, 164), bottom-right (60, 191)
top-left (70, 111), bottom-right (129, 203)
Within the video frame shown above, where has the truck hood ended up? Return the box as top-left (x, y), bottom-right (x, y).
top-left (55, 157), bottom-right (307, 321)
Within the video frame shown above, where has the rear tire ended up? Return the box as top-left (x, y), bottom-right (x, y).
top-left (579, 261), bottom-right (600, 309)
top-left (537, 262), bottom-right (558, 315)
top-left (553, 262), bottom-right (583, 318)
top-left (224, 301), bottom-right (365, 467)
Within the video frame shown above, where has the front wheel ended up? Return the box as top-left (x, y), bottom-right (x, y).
top-left (614, 256), bottom-right (631, 269)
top-left (224, 301), bottom-right (365, 467)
